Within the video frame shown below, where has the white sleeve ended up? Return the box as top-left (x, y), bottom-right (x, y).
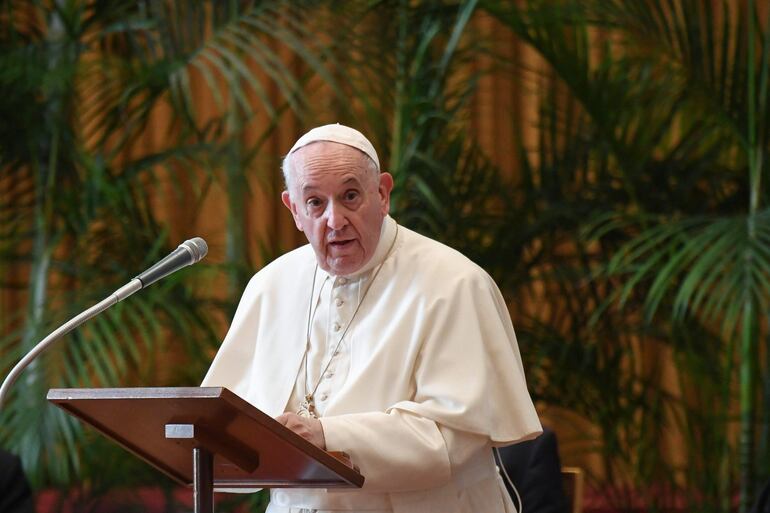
top-left (320, 269), bottom-right (541, 492)
top-left (320, 410), bottom-right (490, 492)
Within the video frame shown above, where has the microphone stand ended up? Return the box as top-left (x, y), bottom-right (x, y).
top-left (0, 279), bottom-right (142, 409)
top-left (0, 237), bottom-right (207, 409)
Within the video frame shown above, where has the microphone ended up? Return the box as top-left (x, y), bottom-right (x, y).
top-left (0, 237), bottom-right (208, 408)
top-left (135, 237), bottom-right (208, 288)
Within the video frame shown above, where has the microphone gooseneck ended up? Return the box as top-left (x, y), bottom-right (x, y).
top-left (0, 237), bottom-right (208, 409)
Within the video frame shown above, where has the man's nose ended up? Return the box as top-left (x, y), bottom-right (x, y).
top-left (326, 201), bottom-right (349, 230)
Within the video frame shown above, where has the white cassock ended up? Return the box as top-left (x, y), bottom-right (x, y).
top-left (202, 215), bottom-right (542, 513)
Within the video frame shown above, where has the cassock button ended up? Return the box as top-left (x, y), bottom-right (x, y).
top-left (319, 393), bottom-right (328, 401)
top-left (332, 322), bottom-right (341, 332)
top-left (338, 277), bottom-right (348, 285)
top-left (335, 297), bottom-right (344, 307)
top-left (325, 371), bottom-right (334, 379)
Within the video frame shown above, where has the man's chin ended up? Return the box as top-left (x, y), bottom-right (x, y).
top-left (326, 255), bottom-right (363, 276)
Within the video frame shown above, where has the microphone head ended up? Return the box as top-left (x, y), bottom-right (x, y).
top-left (180, 237), bottom-right (208, 263)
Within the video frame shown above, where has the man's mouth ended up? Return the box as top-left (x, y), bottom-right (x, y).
top-left (329, 239), bottom-right (354, 248)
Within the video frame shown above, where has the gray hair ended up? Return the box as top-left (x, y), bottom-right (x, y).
top-left (281, 145), bottom-right (380, 199)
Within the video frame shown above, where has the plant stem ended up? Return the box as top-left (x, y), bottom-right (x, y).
top-left (225, 115), bottom-right (247, 304)
top-left (739, 298), bottom-right (757, 513)
top-left (740, 2), bottom-right (759, 511)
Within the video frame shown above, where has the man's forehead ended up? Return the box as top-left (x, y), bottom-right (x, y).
top-left (298, 173), bottom-right (363, 193)
top-left (292, 143), bottom-right (374, 178)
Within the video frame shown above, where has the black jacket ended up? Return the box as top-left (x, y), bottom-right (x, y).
top-left (752, 478), bottom-right (770, 513)
top-left (496, 428), bottom-right (569, 513)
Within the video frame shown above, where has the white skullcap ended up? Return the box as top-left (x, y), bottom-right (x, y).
top-left (287, 123), bottom-right (380, 169)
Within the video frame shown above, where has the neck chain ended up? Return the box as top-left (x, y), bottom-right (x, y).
top-left (298, 225), bottom-right (399, 418)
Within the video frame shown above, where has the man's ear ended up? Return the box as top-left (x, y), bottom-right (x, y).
top-left (378, 172), bottom-right (394, 215)
top-left (282, 190), bottom-right (303, 231)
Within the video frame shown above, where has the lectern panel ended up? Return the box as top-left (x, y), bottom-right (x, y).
top-left (47, 387), bottom-right (363, 489)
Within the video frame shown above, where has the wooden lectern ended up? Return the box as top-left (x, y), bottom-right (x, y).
top-left (47, 387), bottom-right (364, 513)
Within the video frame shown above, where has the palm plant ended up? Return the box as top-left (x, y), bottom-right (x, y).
top-left (322, 0), bottom-right (516, 257)
top-left (591, 3), bottom-right (770, 511)
top-left (0, 0), bottom-right (344, 494)
top-left (484, 0), bottom-right (770, 511)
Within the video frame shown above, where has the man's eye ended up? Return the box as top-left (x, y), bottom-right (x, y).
top-left (306, 198), bottom-right (322, 209)
top-left (344, 190), bottom-right (360, 201)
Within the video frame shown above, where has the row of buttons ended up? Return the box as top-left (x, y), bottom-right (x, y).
top-left (314, 276), bottom-right (350, 412)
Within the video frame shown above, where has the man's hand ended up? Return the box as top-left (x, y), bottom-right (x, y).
top-left (275, 412), bottom-right (326, 449)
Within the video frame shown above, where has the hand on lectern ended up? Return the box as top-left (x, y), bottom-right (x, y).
top-left (276, 412), bottom-right (326, 449)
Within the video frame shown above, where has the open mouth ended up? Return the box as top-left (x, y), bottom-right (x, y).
top-left (329, 240), bottom-right (354, 248)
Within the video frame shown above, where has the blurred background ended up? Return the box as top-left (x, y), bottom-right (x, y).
top-left (1, 1), bottom-right (769, 512)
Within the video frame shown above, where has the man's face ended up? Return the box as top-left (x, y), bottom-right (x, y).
top-left (281, 141), bottom-right (393, 276)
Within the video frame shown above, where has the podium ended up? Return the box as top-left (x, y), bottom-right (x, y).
top-left (47, 387), bottom-right (364, 513)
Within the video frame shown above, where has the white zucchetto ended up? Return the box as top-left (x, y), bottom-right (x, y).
top-left (287, 123), bottom-right (380, 170)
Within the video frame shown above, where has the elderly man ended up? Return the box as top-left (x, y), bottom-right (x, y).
top-left (203, 124), bottom-right (541, 513)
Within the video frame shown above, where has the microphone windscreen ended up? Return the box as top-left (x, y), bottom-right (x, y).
top-left (182, 237), bottom-right (208, 263)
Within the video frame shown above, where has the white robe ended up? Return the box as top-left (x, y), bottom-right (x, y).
top-left (202, 216), bottom-right (542, 513)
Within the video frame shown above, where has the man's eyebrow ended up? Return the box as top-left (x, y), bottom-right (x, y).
top-left (301, 183), bottom-right (318, 193)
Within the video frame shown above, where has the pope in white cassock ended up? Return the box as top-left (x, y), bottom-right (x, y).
top-left (202, 124), bottom-right (543, 513)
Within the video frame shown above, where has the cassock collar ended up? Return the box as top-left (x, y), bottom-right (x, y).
top-left (317, 215), bottom-right (397, 282)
